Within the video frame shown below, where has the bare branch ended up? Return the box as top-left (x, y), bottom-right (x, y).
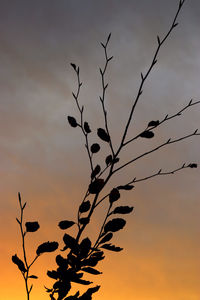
top-left (128, 162), bottom-right (194, 185)
top-left (115, 0), bottom-right (186, 156)
top-left (70, 65), bottom-right (94, 171)
top-left (124, 99), bottom-right (200, 146)
top-left (99, 34), bottom-right (115, 157)
top-left (114, 130), bottom-right (200, 174)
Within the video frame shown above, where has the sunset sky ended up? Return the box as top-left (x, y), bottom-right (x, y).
top-left (0, 0), bottom-right (200, 299)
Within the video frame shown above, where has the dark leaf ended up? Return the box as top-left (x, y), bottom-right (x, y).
top-left (79, 201), bottom-right (91, 213)
top-left (117, 184), bottom-right (134, 191)
top-left (12, 254), bottom-right (26, 273)
top-left (82, 267), bottom-right (102, 275)
top-left (99, 233), bottom-right (113, 244)
top-left (105, 155), bottom-right (112, 166)
top-left (73, 278), bottom-right (92, 285)
top-left (82, 252), bottom-right (104, 267)
top-left (84, 122), bottom-right (91, 133)
top-left (25, 221), bottom-right (40, 232)
top-left (79, 217), bottom-right (90, 225)
top-left (79, 238), bottom-right (92, 258)
top-left (68, 116), bottom-right (78, 128)
top-left (113, 157), bottom-right (120, 164)
top-left (189, 163), bottom-right (198, 168)
top-left (29, 275), bottom-right (38, 279)
top-left (63, 234), bottom-right (79, 253)
top-left (58, 220), bottom-right (75, 230)
top-left (90, 143), bottom-right (100, 153)
top-left (104, 218), bottom-right (126, 233)
top-left (89, 179), bottom-right (104, 194)
top-left (148, 120), bottom-right (160, 127)
top-left (44, 286), bottom-right (53, 293)
top-left (47, 270), bottom-right (59, 280)
top-left (56, 281), bottom-right (71, 300)
top-left (109, 188), bottom-right (120, 204)
top-left (112, 206), bottom-right (134, 215)
top-left (97, 128), bottom-right (110, 142)
top-left (56, 255), bottom-right (68, 268)
top-left (64, 291), bottom-right (80, 299)
top-left (70, 63), bottom-right (76, 71)
top-left (79, 285), bottom-right (100, 300)
top-left (91, 165), bottom-right (101, 179)
top-left (140, 130), bottom-right (154, 139)
top-left (36, 241), bottom-right (58, 256)
top-left (101, 243), bottom-right (123, 252)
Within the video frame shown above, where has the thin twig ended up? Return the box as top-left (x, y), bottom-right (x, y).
top-left (124, 99), bottom-right (200, 146)
top-left (71, 66), bottom-right (94, 171)
top-left (99, 34), bottom-right (115, 157)
top-left (113, 130), bottom-right (199, 174)
top-left (115, 0), bottom-right (186, 156)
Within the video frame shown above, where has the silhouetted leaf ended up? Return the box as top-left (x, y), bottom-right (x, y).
top-left (79, 217), bottom-right (90, 225)
top-left (84, 122), bottom-right (91, 133)
top-left (12, 254), bottom-right (26, 272)
top-left (105, 155), bottom-right (112, 166)
top-left (189, 163), bottom-right (198, 168)
top-left (63, 234), bottom-right (79, 253)
top-left (79, 285), bottom-right (100, 300)
top-left (70, 63), bottom-right (76, 71)
top-left (140, 130), bottom-right (154, 138)
top-left (117, 184), bottom-right (134, 190)
top-left (47, 270), bottom-right (59, 280)
top-left (99, 232), bottom-right (113, 244)
top-left (64, 291), bottom-right (80, 299)
top-left (112, 206), bottom-right (134, 215)
top-left (82, 267), bottom-right (102, 275)
top-left (79, 201), bottom-right (91, 213)
top-left (148, 120), bottom-right (160, 127)
top-left (58, 220), bottom-right (75, 230)
top-left (90, 143), bottom-right (100, 153)
top-left (56, 255), bottom-right (68, 268)
top-left (28, 275), bottom-right (38, 279)
top-left (44, 286), bottom-right (53, 293)
top-left (101, 243), bottom-right (123, 252)
top-left (89, 179), bottom-right (104, 194)
top-left (104, 218), bottom-right (126, 233)
top-left (73, 278), bottom-right (92, 285)
top-left (97, 128), bottom-right (110, 142)
top-left (109, 188), bottom-right (120, 204)
top-left (79, 238), bottom-right (91, 258)
top-left (36, 241), bottom-right (58, 256)
top-left (91, 165), bottom-right (101, 179)
top-left (25, 221), bottom-right (40, 232)
top-left (113, 157), bottom-right (120, 164)
top-left (55, 280), bottom-right (71, 300)
top-left (68, 116), bottom-right (78, 128)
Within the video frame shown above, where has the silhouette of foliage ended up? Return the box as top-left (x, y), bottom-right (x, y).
top-left (12, 193), bottom-right (58, 300)
top-left (13, 1), bottom-right (200, 299)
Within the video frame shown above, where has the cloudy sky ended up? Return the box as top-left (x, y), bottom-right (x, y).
top-left (0, 0), bottom-right (200, 299)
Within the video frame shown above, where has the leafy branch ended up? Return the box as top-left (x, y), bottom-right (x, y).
top-left (45, 1), bottom-right (199, 299)
top-left (12, 193), bottom-right (58, 300)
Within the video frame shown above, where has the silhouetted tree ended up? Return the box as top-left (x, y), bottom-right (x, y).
top-left (12, 1), bottom-right (199, 299)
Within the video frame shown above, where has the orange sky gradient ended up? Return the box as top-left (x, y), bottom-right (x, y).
top-left (0, 0), bottom-right (200, 299)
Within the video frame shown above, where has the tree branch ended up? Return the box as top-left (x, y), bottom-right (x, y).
top-left (99, 33), bottom-right (115, 157)
top-left (115, 0), bottom-right (186, 156)
top-left (71, 65), bottom-right (94, 171)
top-left (113, 130), bottom-right (199, 174)
top-left (124, 99), bottom-right (200, 146)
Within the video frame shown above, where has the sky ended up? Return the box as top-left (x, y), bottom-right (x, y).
top-left (0, 0), bottom-right (200, 299)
